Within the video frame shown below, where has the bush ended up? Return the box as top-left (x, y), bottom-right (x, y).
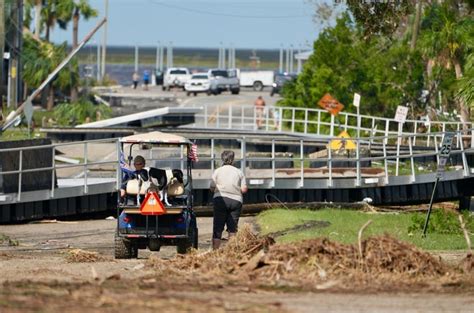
top-left (408, 209), bottom-right (474, 235)
top-left (53, 98), bottom-right (112, 126)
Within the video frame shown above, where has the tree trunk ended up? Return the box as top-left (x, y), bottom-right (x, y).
top-left (453, 59), bottom-right (470, 124)
top-left (0, 0), bottom-right (4, 108)
top-left (410, 1), bottom-right (422, 51)
top-left (72, 11), bottom-right (79, 48)
top-left (47, 85), bottom-right (55, 111)
top-left (34, 0), bottom-right (42, 39)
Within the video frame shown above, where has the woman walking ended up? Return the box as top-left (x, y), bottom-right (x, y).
top-left (210, 150), bottom-right (248, 249)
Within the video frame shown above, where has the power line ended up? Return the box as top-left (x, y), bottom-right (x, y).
top-left (148, 0), bottom-right (312, 19)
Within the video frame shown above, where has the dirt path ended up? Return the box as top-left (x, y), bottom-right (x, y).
top-left (1, 217), bottom-right (473, 312)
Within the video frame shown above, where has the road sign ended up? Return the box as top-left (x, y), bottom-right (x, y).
top-left (24, 99), bottom-right (34, 125)
top-left (353, 93), bottom-right (361, 108)
top-left (329, 131), bottom-right (356, 150)
top-left (439, 132), bottom-right (455, 158)
top-left (140, 192), bottom-right (166, 215)
top-left (318, 93), bottom-right (344, 116)
top-left (394, 106), bottom-right (409, 124)
top-left (436, 132), bottom-right (455, 176)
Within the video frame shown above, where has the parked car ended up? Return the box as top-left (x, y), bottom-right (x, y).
top-left (270, 73), bottom-right (297, 96)
top-left (238, 70), bottom-right (274, 91)
top-left (163, 67), bottom-right (191, 91)
top-left (208, 68), bottom-right (240, 95)
top-left (184, 73), bottom-right (211, 96)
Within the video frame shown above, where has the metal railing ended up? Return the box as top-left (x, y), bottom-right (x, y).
top-left (191, 103), bottom-right (474, 149)
top-left (0, 129), bottom-right (473, 201)
top-left (0, 138), bottom-right (120, 201)
top-left (165, 129), bottom-right (474, 188)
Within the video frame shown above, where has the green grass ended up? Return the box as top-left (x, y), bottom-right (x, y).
top-left (257, 208), bottom-right (474, 250)
top-left (0, 129), bottom-right (45, 141)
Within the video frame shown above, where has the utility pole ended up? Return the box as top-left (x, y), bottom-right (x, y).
top-left (159, 44), bottom-right (164, 71)
top-left (96, 40), bottom-right (101, 81)
top-left (0, 0), bottom-right (5, 109)
top-left (100, 0), bottom-right (108, 80)
top-left (279, 45), bottom-right (283, 73)
top-left (16, 0), bottom-right (22, 102)
top-left (134, 44), bottom-right (138, 72)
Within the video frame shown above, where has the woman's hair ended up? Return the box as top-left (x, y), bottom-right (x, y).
top-left (221, 150), bottom-right (234, 165)
top-left (133, 155), bottom-right (146, 165)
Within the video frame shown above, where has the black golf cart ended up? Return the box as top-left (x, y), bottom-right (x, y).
top-left (115, 131), bottom-right (198, 259)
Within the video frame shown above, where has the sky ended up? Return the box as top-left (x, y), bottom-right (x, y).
top-left (49, 0), bottom-right (337, 50)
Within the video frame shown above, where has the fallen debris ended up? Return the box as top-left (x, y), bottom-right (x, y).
top-left (66, 249), bottom-right (104, 263)
top-left (147, 224), bottom-right (468, 291)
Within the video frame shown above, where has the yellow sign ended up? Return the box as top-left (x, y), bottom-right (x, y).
top-left (318, 93), bottom-right (344, 116)
top-left (11, 67), bottom-right (17, 78)
top-left (329, 131), bottom-right (356, 150)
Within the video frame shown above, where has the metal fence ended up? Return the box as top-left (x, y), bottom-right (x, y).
top-left (0, 129), bottom-right (473, 201)
top-left (191, 103), bottom-right (474, 149)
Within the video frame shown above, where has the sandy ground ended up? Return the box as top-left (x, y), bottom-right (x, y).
top-left (1, 216), bottom-right (473, 312)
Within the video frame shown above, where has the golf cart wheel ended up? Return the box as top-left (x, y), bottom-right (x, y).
top-left (193, 228), bottom-right (199, 249)
top-left (114, 234), bottom-right (133, 259)
top-left (177, 224), bottom-right (198, 254)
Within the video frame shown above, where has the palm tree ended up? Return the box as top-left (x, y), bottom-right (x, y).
top-left (22, 35), bottom-right (77, 110)
top-left (56, 0), bottom-right (97, 101)
top-left (420, 2), bottom-right (473, 123)
top-left (41, 0), bottom-right (68, 41)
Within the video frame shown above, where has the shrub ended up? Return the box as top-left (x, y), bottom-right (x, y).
top-left (408, 209), bottom-right (474, 234)
top-left (53, 98), bottom-right (112, 126)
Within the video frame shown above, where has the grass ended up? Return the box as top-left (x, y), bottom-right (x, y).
top-left (0, 234), bottom-right (19, 246)
top-left (0, 129), bottom-right (45, 141)
top-left (257, 208), bottom-right (474, 250)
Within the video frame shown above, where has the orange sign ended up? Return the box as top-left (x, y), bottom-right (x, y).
top-left (318, 93), bottom-right (344, 116)
top-left (140, 192), bottom-right (166, 215)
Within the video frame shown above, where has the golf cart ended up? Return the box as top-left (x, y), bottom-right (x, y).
top-left (115, 131), bottom-right (198, 259)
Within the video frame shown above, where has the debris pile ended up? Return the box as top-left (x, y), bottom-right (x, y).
top-left (148, 224), bottom-right (462, 289)
top-left (66, 249), bottom-right (104, 263)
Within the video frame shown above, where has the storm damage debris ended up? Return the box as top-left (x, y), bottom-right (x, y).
top-left (147, 224), bottom-right (471, 290)
top-left (66, 249), bottom-right (105, 263)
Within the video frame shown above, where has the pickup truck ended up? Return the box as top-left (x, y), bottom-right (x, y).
top-left (162, 67), bottom-right (191, 91)
top-left (238, 70), bottom-right (274, 91)
top-left (208, 69), bottom-right (240, 95)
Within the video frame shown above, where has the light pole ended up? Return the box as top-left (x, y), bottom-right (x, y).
top-left (101, 0), bottom-right (109, 80)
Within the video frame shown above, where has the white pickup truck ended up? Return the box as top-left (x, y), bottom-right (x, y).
top-left (238, 70), bottom-right (274, 91)
top-left (162, 67), bottom-right (191, 91)
top-left (208, 69), bottom-right (240, 95)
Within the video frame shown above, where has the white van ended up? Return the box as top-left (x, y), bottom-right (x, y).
top-left (238, 70), bottom-right (274, 91)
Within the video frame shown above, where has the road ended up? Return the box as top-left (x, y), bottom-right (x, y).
top-left (1, 216), bottom-right (473, 313)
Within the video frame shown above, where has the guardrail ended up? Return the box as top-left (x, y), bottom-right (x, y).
top-left (0, 130), bottom-right (473, 201)
top-left (0, 138), bottom-right (120, 202)
top-left (191, 103), bottom-right (474, 149)
top-left (181, 129), bottom-right (473, 188)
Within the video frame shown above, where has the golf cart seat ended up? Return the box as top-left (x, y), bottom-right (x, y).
top-left (125, 179), bottom-right (149, 195)
top-left (167, 176), bottom-right (184, 196)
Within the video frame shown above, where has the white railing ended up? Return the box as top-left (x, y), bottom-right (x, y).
top-left (0, 138), bottom-right (120, 201)
top-left (0, 129), bottom-right (473, 200)
top-left (190, 103), bottom-right (474, 149)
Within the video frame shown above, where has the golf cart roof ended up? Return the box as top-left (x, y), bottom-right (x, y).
top-left (120, 131), bottom-right (192, 145)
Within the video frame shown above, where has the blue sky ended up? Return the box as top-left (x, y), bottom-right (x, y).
top-left (50, 0), bottom-right (336, 50)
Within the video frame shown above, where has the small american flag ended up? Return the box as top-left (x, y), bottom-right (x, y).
top-left (188, 143), bottom-right (198, 162)
top-left (119, 152), bottom-right (135, 175)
